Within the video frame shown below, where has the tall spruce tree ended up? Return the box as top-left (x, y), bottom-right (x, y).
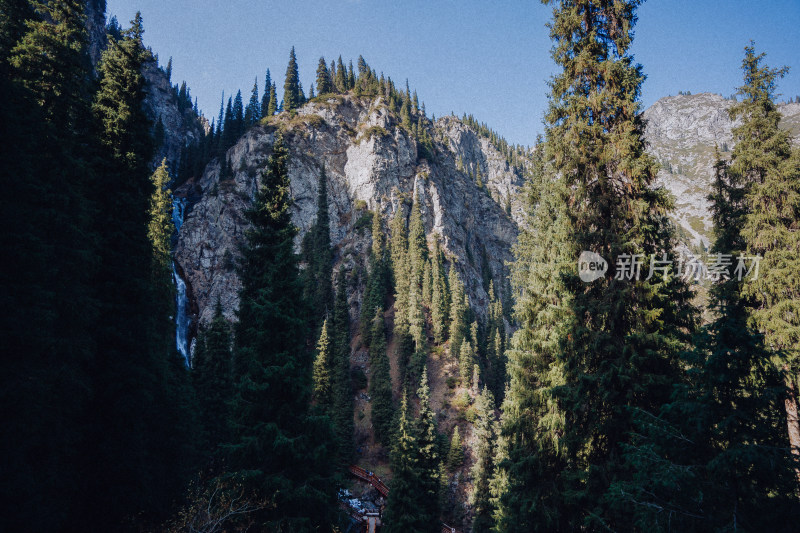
top-left (244, 77), bottom-right (259, 126)
top-left (232, 89), bottom-right (244, 138)
top-left (407, 194), bottom-right (428, 358)
top-left (260, 68), bottom-right (272, 118)
top-left (471, 387), bottom-right (497, 533)
top-left (313, 319), bottom-right (335, 411)
top-left (335, 55), bottom-right (346, 92)
top-left (609, 147), bottom-right (800, 530)
top-left (316, 55), bottom-right (332, 95)
top-left (220, 96), bottom-right (235, 153)
top-left (91, 12), bottom-right (199, 528)
top-left (283, 46), bottom-right (301, 111)
top-left (431, 238), bottom-right (450, 343)
top-left (193, 301), bottom-right (233, 455)
top-left (448, 265), bottom-right (468, 356)
top-left (731, 45), bottom-right (800, 468)
top-left (331, 269), bottom-right (354, 460)
top-left (459, 340), bottom-right (474, 383)
top-left (391, 203), bottom-right (411, 333)
top-left (383, 393), bottom-right (427, 533)
top-left (268, 81), bottom-right (278, 116)
top-left (447, 426), bottom-right (465, 470)
top-left (415, 368), bottom-right (442, 531)
top-left (302, 166), bottom-right (334, 324)
top-left (1, 0), bottom-right (98, 528)
top-left (497, 1), bottom-right (696, 530)
top-left (361, 206), bottom-right (389, 346)
top-left (228, 132), bottom-right (337, 529)
top-left (148, 159), bottom-right (173, 276)
top-left (347, 60), bottom-right (355, 90)
top-left (369, 308), bottom-right (395, 445)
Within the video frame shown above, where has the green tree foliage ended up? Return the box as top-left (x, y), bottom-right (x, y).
top-left (331, 269), bottom-right (355, 460)
top-left (260, 68), bottom-right (272, 118)
top-left (422, 257), bottom-right (433, 307)
top-left (448, 265), bottom-right (468, 356)
top-left (486, 282), bottom-right (507, 400)
top-left (459, 340), bottom-right (474, 383)
top-left (496, 2), bottom-right (697, 530)
top-left (361, 207), bottom-right (389, 346)
top-left (471, 387), bottom-right (497, 533)
top-left (90, 13), bottom-right (201, 528)
top-left (220, 96), bottom-right (235, 154)
top-left (415, 368), bottom-right (442, 528)
top-left (611, 146), bottom-right (799, 530)
top-left (193, 301), bottom-right (233, 454)
top-left (409, 283), bottom-right (427, 354)
top-left (369, 308), bottom-right (395, 445)
top-left (228, 132), bottom-right (337, 529)
top-left (431, 238), bottom-right (450, 343)
top-left (383, 393), bottom-right (429, 533)
top-left (347, 59), bottom-right (356, 90)
top-left (1, 1), bottom-right (97, 528)
top-left (244, 77), bottom-right (259, 126)
top-left (2, 5), bottom-right (205, 530)
top-left (390, 202), bottom-right (419, 385)
top-left (391, 203), bottom-right (411, 333)
top-left (267, 81), bottom-right (278, 116)
top-left (313, 319), bottom-right (335, 410)
top-left (447, 426), bottom-right (464, 470)
top-left (335, 55), bottom-right (346, 92)
top-left (301, 166), bottom-right (334, 326)
top-left (731, 45), bottom-right (800, 463)
top-left (408, 194), bottom-right (428, 283)
top-left (489, 390), bottom-right (512, 528)
top-left (316, 55), bottom-right (332, 95)
top-left (283, 46), bottom-right (302, 112)
top-left (232, 89), bottom-right (244, 137)
top-left (148, 159), bottom-right (173, 274)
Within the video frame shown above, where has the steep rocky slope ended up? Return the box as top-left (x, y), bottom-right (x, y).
top-left (142, 61), bottom-right (207, 169)
top-left (84, 1), bottom-right (206, 170)
top-left (175, 95), bottom-right (521, 329)
top-left (173, 93), bottom-right (523, 530)
top-left (644, 93), bottom-right (800, 247)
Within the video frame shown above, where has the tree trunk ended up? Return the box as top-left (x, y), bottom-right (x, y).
top-left (783, 365), bottom-right (800, 486)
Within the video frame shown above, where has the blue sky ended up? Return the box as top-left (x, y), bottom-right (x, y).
top-left (107, 0), bottom-right (800, 147)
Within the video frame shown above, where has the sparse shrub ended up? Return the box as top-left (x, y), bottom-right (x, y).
top-left (452, 390), bottom-right (471, 411)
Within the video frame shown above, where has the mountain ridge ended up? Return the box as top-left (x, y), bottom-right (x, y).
top-left (175, 94), bottom-right (521, 331)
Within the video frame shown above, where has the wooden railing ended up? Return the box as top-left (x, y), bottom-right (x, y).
top-left (347, 465), bottom-right (389, 497)
top-left (346, 465), bottom-right (462, 533)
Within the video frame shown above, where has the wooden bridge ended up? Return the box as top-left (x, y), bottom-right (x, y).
top-left (347, 465), bottom-right (390, 497)
top-left (346, 465), bottom-right (462, 533)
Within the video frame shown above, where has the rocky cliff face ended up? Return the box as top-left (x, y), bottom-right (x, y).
top-left (644, 93), bottom-right (800, 247)
top-left (436, 116), bottom-right (527, 226)
top-left (175, 95), bottom-right (520, 330)
top-left (84, 0), bottom-right (107, 67)
top-left (83, 0), bottom-right (205, 171)
top-left (174, 89), bottom-right (800, 343)
top-left (142, 61), bottom-right (207, 169)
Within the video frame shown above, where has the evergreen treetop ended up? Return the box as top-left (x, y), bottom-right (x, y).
top-left (283, 46), bottom-right (302, 112)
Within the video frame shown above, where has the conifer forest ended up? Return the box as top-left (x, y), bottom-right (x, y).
top-left (3, 1), bottom-right (800, 531)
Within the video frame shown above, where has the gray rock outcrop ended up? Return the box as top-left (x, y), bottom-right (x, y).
top-left (175, 95), bottom-right (520, 329)
top-left (644, 93), bottom-right (800, 247)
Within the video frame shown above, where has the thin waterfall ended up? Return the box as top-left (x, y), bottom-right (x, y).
top-left (172, 196), bottom-right (191, 367)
